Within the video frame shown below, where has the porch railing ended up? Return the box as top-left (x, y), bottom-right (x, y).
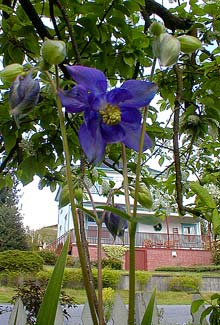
top-left (46, 229), bottom-right (211, 252)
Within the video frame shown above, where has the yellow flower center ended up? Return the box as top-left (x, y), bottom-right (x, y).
top-left (100, 104), bottom-right (121, 126)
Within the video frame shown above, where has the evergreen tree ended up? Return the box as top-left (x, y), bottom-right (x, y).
top-left (0, 182), bottom-right (28, 251)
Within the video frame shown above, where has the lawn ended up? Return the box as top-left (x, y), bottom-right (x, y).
top-left (0, 287), bottom-right (213, 305)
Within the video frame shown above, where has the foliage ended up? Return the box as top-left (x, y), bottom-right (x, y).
top-left (0, 250), bottom-right (43, 273)
top-left (0, 183), bottom-right (28, 251)
top-left (135, 271), bottom-right (152, 291)
top-left (212, 240), bottom-right (220, 265)
top-left (37, 250), bottom-right (57, 265)
top-left (102, 257), bottom-right (122, 270)
top-left (155, 265), bottom-right (220, 272)
top-left (102, 287), bottom-right (116, 322)
top-left (63, 268), bottom-right (83, 288)
top-left (168, 275), bottom-right (202, 292)
top-left (66, 256), bottom-right (81, 268)
top-left (102, 245), bottom-right (128, 260)
top-left (191, 293), bottom-right (220, 325)
top-left (12, 280), bottom-right (76, 325)
top-left (26, 226), bottom-right (58, 251)
top-left (92, 268), bottom-right (121, 289)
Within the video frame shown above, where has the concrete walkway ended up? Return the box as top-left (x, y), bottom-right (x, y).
top-left (0, 304), bottom-right (198, 325)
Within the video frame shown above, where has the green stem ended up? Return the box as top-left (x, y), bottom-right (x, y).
top-left (50, 68), bottom-right (98, 325)
top-left (127, 58), bottom-right (156, 324)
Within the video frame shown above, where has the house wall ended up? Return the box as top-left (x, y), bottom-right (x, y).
top-left (124, 248), bottom-right (212, 271)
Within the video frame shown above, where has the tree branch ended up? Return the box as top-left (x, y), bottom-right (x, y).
top-left (141, 0), bottom-right (192, 32)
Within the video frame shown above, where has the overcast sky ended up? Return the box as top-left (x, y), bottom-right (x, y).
top-left (20, 177), bottom-right (58, 230)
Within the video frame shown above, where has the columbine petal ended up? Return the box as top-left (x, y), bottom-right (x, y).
top-left (121, 122), bottom-right (152, 151)
top-left (121, 108), bottom-right (142, 125)
top-left (66, 65), bottom-right (107, 95)
top-left (120, 80), bottom-right (158, 109)
top-left (107, 88), bottom-right (132, 106)
top-left (101, 123), bottom-right (125, 143)
top-left (79, 123), bottom-right (106, 164)
top-left (58, 85), bottom-right (88, 113)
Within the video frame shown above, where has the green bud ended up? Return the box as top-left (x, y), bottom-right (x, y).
top-left (0, 64), bottom-right (24, 84)
top-left (74, 188), bottom-right (83, 202)
top-left (41, 39), bottom-right (66, 65)
top-left (158, 33), bottom-right (181, 66)
top-left (59, 184), bottom-right (70, 208)
top-left (149, 21), bottom-right (165, 36)
top-left (130, 185), bottom-right (153, 209)
top-left (178, 35), bottom-right (202, 54)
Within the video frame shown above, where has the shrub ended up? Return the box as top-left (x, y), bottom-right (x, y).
top-left (102, 245), bottom-right (128, 260)
top-left (0, 271), bottom-right (35, 287)
top-left (212, 240), bottom-right (220, 265)
top-left (66, 256), bottom-right (81, 268)
top-left (63, 268), bottom-right (83, 288)
top-left (37, 250), bottom-right (57, 265)
top-left (36, 269), bottom-right (52, 285)
top-left (155, 265), bottom-right (220, 272)
top-left (0, 250), bottom-right (43, 273)
top-left (103, 287), bottom-right (116, 322)
top-left (168, 275), bottom-right (202, 292)
top-left (135, 271), bottom-right (152, 291)
top-left (102, 258), bottom-right (122, 270)
top-left (92, 269), bottom-right (121, 289)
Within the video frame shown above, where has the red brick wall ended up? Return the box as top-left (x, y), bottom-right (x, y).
top-left (71, 244), bottom-right (106, 260)
top-left (125, 248), bottom-right (212, 271)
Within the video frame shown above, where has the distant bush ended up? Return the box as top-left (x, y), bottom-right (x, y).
top-left (212, 241), bottom-right (220, 265)
top-left (36, 269), bottom-right (52, 285)
top-left (66, 256), bottom-right (81, 268)
top-left (168, 275), bottom-right (202, 292)
top-left (37, 250), bottom-right (57, 265)
top-left (155, 265), bottom-right (220, 272)
top-left (102, 258), bottom-right (122, 270)
top-left (92, 269), bottom-right (121, 289)
top-left (135, 271), bottom-right (152, 291)
top-left (0, 272), bottom-right (35, 287)
top-left (63, 268), bottom-right (83, 288)
top-left (0, 250), bottom-right (43, 273)
top-left (102, 245), bottom-right (128, 260)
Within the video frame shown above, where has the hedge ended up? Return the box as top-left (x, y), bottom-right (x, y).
top-left (0, 250), bottom-right (43, 273)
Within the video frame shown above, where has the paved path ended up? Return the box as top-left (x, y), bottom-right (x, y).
top-left (0, 304), bottom-right (197, 325)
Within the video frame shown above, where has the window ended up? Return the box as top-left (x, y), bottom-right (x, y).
top-left (181, 224), bottom-right (197, 235)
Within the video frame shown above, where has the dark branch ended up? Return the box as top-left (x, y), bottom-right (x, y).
top-left (141, 0), bottom-right (193, 32)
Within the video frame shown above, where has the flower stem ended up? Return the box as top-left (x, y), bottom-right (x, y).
top-left (50, 67), bottom-right (98, 325)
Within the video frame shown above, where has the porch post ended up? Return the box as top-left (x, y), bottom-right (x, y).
top-left (165, 215), bottom-right (170, 247)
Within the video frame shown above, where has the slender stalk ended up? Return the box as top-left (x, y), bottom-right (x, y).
top-left (49, 68), bottom-right (98, 325)
top-left (97, 220), bottom-right (105, 325)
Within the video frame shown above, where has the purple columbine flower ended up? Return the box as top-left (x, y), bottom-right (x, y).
top-left (9, 73), bottom-right (40, 126)
top-left (104, 205), bottom-right (128, 242)
top-left (59, 65), bottom-right (157, 164)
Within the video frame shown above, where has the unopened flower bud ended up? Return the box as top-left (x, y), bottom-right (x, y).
top-left (178, 35), bottom-right (202, 54)
top-left (59, 184), bottom-right (70, 208)
top-left (0, 64), bottom-right (24, 84)
top-left (41, 39), bottom-right (66, 65)
top-left (158, 33), bottom-right (181, 66)
top-left (74, 187), bottom-right (83, 202)
top-left (131, 185), bottom-right (153, 209)
top-left (104, 205), bottom-right (128, 241)
top-left (9, 73), bottom-right (40, 126)
top-left (149, 21), bottom-right (165, 36)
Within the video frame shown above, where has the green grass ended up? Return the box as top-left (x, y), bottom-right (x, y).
top-left (0, 287), bottom-right (214, 305)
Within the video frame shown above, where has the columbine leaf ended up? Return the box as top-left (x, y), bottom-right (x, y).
top-left (36, 233), bottom-right (70, 325)
top-left (200, 306), bottom-right (213, 323)
top-left (141, 288), bottom-right (156, 325)
top-left (191, 299), bottom-right (205, 314)
top-left (190, 182), bottom-right (216, 209)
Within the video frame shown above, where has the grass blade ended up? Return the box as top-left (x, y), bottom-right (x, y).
top-left (36, 233), bottom-right (70, 325)
top-left (141, 289), bottom-right (156, 325)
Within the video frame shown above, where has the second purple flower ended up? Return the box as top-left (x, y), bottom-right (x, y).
top-left (59, 66), bottom-right (157, 164)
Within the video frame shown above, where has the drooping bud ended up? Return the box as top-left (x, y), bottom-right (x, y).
top-left (9, 73), bottom-right (40, 126)
top-left (159, 33), bottom-right (181, 66)
top-left (104, 205), bottom-right (128, 241)
top-left (0, 64), bottom-right (24, 84)
top-left (178, 35), bottom-right (202, 54)
top-left (149, 21), bottom-right (165, 36)
top-left (74, 187), bottom-right (83, 202)
top-left (59, 184), bottom-right (70, 208)
top-left (41, 39), bottom-right (66, 65)
top-left (130, 185), bottom-right (153, 209)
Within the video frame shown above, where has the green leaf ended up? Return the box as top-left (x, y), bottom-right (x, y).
top-left (211, 293), bottom-right (220, 301)
top-left (76, 205), bottom-right (99, 222)
top-left (191, 299), bottom-right (205, 314)
top-left (212, 209), bottom-right (220, 235)
top-left (141, 288), bottom-right (156, 325)
top-left (0, 4), bottom-right (14, 15)
top-left (190, 182), bottom-right (216, 209)
top-left (36, 233), bottom-right (70, 325)
top-left (200, 306), bottom-right (213, 323)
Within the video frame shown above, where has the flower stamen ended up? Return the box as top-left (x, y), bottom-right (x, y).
top-left (100, 104), bottom-right (121, 126)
